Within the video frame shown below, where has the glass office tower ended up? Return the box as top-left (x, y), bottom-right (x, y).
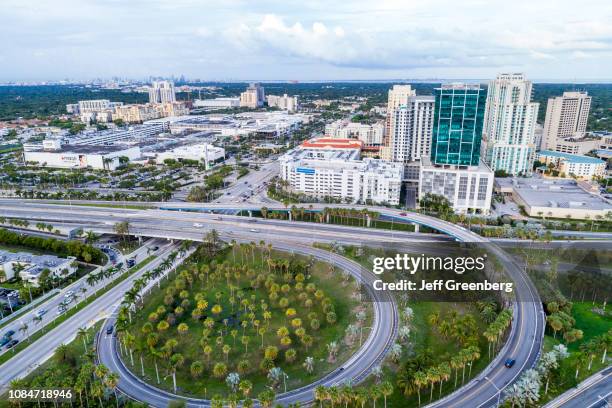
top-left (431, 84), bottom-right (486, 166)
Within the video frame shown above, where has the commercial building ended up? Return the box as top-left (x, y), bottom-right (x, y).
top-left (66, 99), bottom-right (125, 124)
top-left (280, 140), bottom-right (402, 205)
top-left (495, 177), bottom-right (612, 220)
top-left (111, 102), bottom-right (188, 124)
top-left (300, 137), bottom-right (363, 151)
top-left (24, 143), bottom-right (141, 170)
top-left (553, 136), bottom-right (602, 155)
top-left (68, 123), bottom-right (168, 145)
top-left (149, 80), bottom-right (176, 104)
top-left (419, 84), bottom-right (494, 214)
top-left (240, 83), bottom-right (265, 108)
top-left (482, 73), bottom-right (539, 176)
top-left (267, 94), bottom-right (298, 112)
top-left (150, 143), bottom-right (225, 168)
top-left (0, 250), bottom-right (77, 287)
top-left (325, 120), bottom-right (384, 146)
top-left (536, 150), bottom-right (606, 180)
top-left (542, 91), bottom-right (591, 150)
top-left (193, 98), bottom-right (240, 109)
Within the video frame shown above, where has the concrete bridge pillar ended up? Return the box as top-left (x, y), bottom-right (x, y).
top-left (248, 210), bottom-right (252, 218)
top-left (366, 215), bottom-right (371, 228)
top-left (138, 236), bottom-right (142, 245)
top-left (288, 211), bottom-right (292, 221)
top-left (413, 223), bottom-right (420, 233)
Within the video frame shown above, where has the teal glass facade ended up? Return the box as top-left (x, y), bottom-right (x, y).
top-left (431, 85), bottom-right (486, 166)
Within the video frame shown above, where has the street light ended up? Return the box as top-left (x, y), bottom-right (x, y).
top-left (483, 376), bottom-right (502, 407)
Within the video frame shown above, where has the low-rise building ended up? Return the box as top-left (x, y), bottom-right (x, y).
top-left (24, 144), bottom-right (141, 170)
top-left (495, 177), bottom-right (612, 220)
top-left (279, 141), bottom-right (402, 205)
top-left (0, 250), bottom-right (77, 287)
top-left (536, 150), bottom-right (606, 180)
top-left (149, 143), bottom-right (225, 168)
top-left (418, 157), bottom-right (494, 214)
top-left (193, 98), bottom-right (240, 109)
top-left (325, 120), bottom-right (384, 146)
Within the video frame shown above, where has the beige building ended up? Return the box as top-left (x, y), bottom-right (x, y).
top-left (542, 91), bottom-right (591, 150)
top-left (240, 83), bottom-right (265, 108)
top-left (267, 94), bottom-right (298, 112)
top-left (536, 150), bottom-right (606, 180)
top-left (325, 120), bottom-right (384, 146)
top-left (112, 102), bottom-right (188, 123)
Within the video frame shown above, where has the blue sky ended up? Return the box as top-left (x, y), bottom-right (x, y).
top-left (1, 0), bottom-right (611, 81)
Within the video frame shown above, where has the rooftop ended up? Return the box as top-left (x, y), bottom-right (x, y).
top-left (300, 138), bottom-right (363, 150)
top-left (538, 150), bottom-right (605, 165)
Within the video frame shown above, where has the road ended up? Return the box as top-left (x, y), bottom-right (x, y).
top-left (544, 366), bottom-right (612, 408)
top-left (0, 200), bottom-right (546, 408)
top-left (97, 240), bottom-right (397, 407)
top-left (0, 239), bottom-right (159, 356)
top-left (0, 241), bottom-right (180, 391)
top-left (211, 160), bottom-right (279, 204)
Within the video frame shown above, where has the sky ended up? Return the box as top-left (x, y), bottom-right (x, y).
top-left (1, 0), bottom-right (611, 82)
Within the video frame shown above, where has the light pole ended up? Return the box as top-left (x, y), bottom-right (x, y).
top-left (484, 376), bottom-right (502, 407)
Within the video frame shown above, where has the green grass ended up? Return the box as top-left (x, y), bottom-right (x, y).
top-left (537, 301), bottom-right (611, 404)
top-left (123, 246), bottom-right (372, 398)
top-left (0, 255), bottom-right (156, 366)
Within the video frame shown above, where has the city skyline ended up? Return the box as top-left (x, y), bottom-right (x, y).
top-left (1, 0), bottom-right (611, 82)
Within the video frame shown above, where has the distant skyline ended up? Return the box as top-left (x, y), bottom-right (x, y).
top-left (1, 0), bottom-right (611, 82)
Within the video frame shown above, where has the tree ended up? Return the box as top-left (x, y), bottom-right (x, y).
top-left (169, 353), bottom-right (185, 392)
top-left (380, 381), bottom-right (393, 408)
top-left (257, 389), bottom-right (275, 408)
top-left (190, 361), bottom-right (204, 378)
top-left (225, 372), bottom-right (241, 393)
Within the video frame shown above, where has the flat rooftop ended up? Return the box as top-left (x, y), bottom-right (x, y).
top-left (538, 150), bottom-right (605, 165)
top-left (38, 144), bottom-right (135, 154)
top-left (498, 177), bottom-right (612, 211)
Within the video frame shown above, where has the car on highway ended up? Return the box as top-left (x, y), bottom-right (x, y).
top-left (5, 339), bottom-right (18, 349)
top-left (106, 325), bottom-right (113, 335)
top-left (399, 212), bottom-right (407, 216)
top-left (249, 228), bottom-right (259, 233)
top-left (64, 290), bottom-right (74, 299)
top-left (2, 330), bottom-right (15, 338)
top-left (35, 309), bottom-right (47, 318)
top-left (193, 223), bottom-right (203, 228)
top-left (504, 358), bottom-right (516, 368)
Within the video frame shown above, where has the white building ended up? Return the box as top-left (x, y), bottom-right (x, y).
top-left (542, 91), bottom-right (591, 150)
top-left (536, 150), bottom-right (606, 180)
top-left (382, 85), bottom-right (417, 160)
top-left (68, 123), bottom-right (168, 145)
top-left (24, 144), bottom-right (141, 170)
top-left (0, 250), bottom-right (77, 287)
top-left (267, 94), bottom-right (298, 112)
top-left (279, 145), bottom-right (402, 205)
top-left (418, 157), bottom-right (494, 214)
top-left (482, 73), bottom-right (539, 176)
top-left (325, 120), bottom-right (384, 146)
top-left (152, 143), bottom-right (225, 168)
top-left (388, 96), bottom-right (435, 173)
top-left (193, 98), bottom-right (240, 109)
top-left (149, 81), bottom-right (176, 104)
top-left (240, 83), bottom-right (265, 108)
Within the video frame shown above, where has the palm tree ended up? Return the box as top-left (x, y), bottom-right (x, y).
top-left (77, 327), bottom-right (89, 353)
top-left (413, 371), bottom-right (428, 406)
top-left (380, 381), bottom-right (393, 408)
top-left (105, 372), bottom-right (120, 408)
top-left (18, 321), bottom-right (29, 343)
top-left (170, 353), bottom-right (185, 392)
top-left (314, 385), bottom-right (328, 408)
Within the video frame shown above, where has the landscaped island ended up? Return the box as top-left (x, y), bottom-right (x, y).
top-left (116, 238), bottom-right (371, 404)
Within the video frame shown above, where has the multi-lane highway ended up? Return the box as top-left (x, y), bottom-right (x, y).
top-left (0, 241), bottom-right (180, 391)
top-left (544, 366), bottom-right (612, 408)
top-left (0, 199), bottom-right (547, 408)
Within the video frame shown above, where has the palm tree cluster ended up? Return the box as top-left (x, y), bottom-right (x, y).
top-left (314, 381), bottom-right (394, 408)
top-left (116, 241), bottom-right (351, 399)
top-left (260, 206), bottom-right (381, 228)
top-left (545, 301), bottom-right (583, 343)
top-left (8, 333), bottom-right (123, 408)
top-left (12, 188), bottom-right (171, 202)
top-left (482, 308), bottom-right (512, 360)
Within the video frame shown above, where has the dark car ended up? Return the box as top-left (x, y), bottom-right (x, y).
top-left (5, 339), bottom-right (18, 349)
top-left (0, 337), bottom-right (10, 347)
top-left (106, 325), bottom-right (113, 335)
top-left (3, 330), bottom-right (15, 338)
top-left (504, 358), bottom-right (516, 368)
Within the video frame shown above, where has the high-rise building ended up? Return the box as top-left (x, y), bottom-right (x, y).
top-left (381, 85), bottom-right (416, 160)
top-left (542, 91), bottom-right (591, 151)
top-left (240, 83), bottom-right (265, 108)
top-left (430, 84), bottom-right (486, 166)
top-left (149, 81), bottom-right (176, 104)
top-left (389, 96), bottom-right (435, 165)
top-left (482, 73), bottom-right (539, 176)
top-left (419, 83), bottom-right (493, 214)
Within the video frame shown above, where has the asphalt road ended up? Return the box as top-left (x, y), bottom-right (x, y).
top-left (0, 241), bottom-right (178, 392)
top-left (0, 200), bottom-right (547, 408)
top-left (544, 366), bottom-right (612, 408)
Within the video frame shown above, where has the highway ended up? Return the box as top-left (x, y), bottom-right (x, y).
top-left (544, 366), bottom-right (612, 408)
top-left (0, 239), bottom-right (159, 356)
top-left (0, 241), bottom-right (180, 391)
top-left (0, 199), bottom-right (547, 408)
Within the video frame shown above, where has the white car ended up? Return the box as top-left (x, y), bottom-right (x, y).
top-left (193, 223), bottom-right (203, 228)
